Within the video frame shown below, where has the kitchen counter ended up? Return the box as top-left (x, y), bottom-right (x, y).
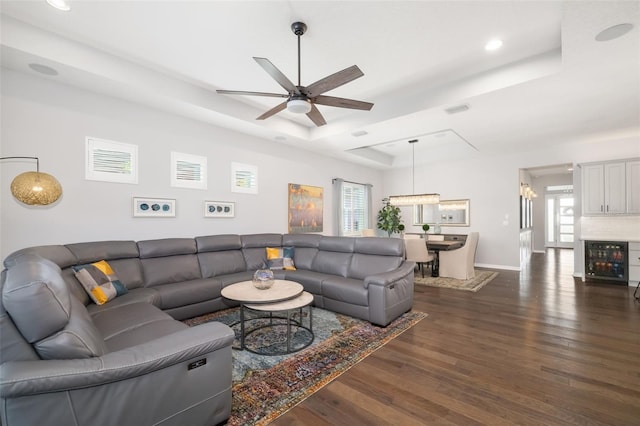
top-left (580, 237), bottom-right (640, 242)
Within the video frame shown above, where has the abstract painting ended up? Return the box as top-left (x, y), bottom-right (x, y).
top-left (288, 184), bottom-right (323, 233)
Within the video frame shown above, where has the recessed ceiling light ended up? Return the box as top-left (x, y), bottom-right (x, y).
top-left (595, 23), bottom-right (634, 42)
top-left (485, 39), bottom-right (503, 51)
top-left (28, 63), bottom-right (59, 76)
top-left (46, 0), bottom-right (71, 11)
top-left (351, 130), bottom-right (368, 137)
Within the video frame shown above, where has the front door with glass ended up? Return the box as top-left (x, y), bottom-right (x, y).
top-left (546, 194), bottom-right (574, 248)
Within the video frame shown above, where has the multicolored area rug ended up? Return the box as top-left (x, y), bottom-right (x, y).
top-left (414, 269), bottom-right (498, 292)
top-left (183, 307), bottom-right (426, 426)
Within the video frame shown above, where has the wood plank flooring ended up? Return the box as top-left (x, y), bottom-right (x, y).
top-left (273, 249), bottom-right (640, 425)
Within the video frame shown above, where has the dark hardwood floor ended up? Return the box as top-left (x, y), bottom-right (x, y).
top-left (274, 249), bottom-right (640, 425)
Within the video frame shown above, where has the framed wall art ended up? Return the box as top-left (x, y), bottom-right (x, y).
top-left (133, 197), bottom-right (176, 217)
top-left (231, 162), bottom-right (258, 194)
top-left (204, 201), bottom-right (235, 218)
top-left (288, 183), bottom-right (323, 233)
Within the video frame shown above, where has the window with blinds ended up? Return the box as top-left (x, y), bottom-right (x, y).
top-left (171, 152), bottom-right (207, 189)
top-left (231, 162), bottom-right (258, 194)
top-left (85, 137), bottom-right (138, 184)
top-left (342, 182), bottom-right (368, 235)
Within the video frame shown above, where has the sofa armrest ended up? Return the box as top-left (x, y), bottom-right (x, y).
top-left (363, 261), bottom-right (415, 288)
top-left (0, 321), bottom-right (233, 398)
top-left (365, 261), bottom-right (415, 326)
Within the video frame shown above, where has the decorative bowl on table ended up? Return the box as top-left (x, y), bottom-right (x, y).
top-left (252, 269), bottom-right (274, 290)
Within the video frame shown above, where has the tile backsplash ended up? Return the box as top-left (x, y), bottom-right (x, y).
top-left (580, 216), bottom-right (640, 241)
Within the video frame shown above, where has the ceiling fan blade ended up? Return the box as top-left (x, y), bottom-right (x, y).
top-left (313, 95), bottom-right (374, 111)
top-left (254, 57), bottom-right (301, 95)
top-left (304, 65), bottom-right (364, 97)
top-left (216, 89), bottom-right (288, 98)
top-left (306, 104), bottom-right (327, 127)
top-left (256, 101), bottom-right (287, 120)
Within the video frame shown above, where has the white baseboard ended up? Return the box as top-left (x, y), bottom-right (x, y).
top-left (475, 263), bottom-right (520, 271)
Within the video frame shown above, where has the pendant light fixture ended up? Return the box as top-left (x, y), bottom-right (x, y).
top-left (1, 156), bottom-right (63, 205)
top-left (388, 139), bottom-right (440, 206)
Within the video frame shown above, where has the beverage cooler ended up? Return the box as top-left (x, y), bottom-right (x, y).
top-left (585, 241), bottom-right (628, 283)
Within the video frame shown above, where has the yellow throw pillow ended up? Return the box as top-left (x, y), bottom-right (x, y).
top-left (266, 247), bottom-right (296, 270)
top-left (72, 260), bottom-right (128, 305)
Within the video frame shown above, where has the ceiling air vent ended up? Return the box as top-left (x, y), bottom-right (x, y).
top-left (444, 104), bottom-right (470, 115)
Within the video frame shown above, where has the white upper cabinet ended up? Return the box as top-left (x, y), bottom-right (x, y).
top-left (604, 162), bottom-right (626, 214)
top-left (582, 164), bottom-right (605, 214)
top-left (582, 159), bottom-right (638, 215)
top-left (627, 160), bottom-right (640, 214)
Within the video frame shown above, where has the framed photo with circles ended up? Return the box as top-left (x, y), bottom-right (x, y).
top-left (204, 201), bottom-right (235, 218)
top-left (133, 197), bottom-right (176, 217)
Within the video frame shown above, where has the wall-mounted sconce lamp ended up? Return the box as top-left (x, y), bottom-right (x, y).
top-left (520, 182), bottom-right (537, 200)
top-left (1, 156), bottom-right (62, 205)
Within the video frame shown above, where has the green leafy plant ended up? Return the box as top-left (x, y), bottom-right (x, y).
top-left (377, 199), bottom-right (402, 237)
top-left (398, 224), bottom-right (405, 233)
top-left (422, 223), bottom-right (430, 234)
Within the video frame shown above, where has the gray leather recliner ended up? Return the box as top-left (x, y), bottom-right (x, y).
top-left (0, 255), bottom-right (234, 426)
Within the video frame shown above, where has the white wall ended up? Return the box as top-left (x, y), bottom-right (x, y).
top-left (0, 70), bottom-right (384, 259)
top-left (382, 136), bottom-right (640, 270)
top-left (384, 154), bottom-right (522, 269)
top-left (3, 69), bottom-right (639, 270)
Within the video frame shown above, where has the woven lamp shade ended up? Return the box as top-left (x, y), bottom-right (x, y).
top-left (10, 171), bottom-right (62, 205)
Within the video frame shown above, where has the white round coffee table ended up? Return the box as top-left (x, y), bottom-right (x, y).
top-left (221, 279), bottom-right (303, 304)
top-left (221, 280), bottom-right (314, 354)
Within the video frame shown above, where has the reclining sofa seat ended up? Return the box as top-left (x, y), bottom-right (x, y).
top-left (0, 254), bottom-right (234, 426)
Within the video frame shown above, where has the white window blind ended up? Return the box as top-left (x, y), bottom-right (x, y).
top-left (171, 152), bottom-right (207, 189)
top-left (231, 162), bottom-right (258, 194)
top-left (85, 137), bottom-right (138, 184)
top-left (342, 182), bottom-right (368, 235)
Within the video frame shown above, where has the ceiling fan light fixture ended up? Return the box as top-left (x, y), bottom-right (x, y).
top-left (287, 98), bottom-right (312, 114)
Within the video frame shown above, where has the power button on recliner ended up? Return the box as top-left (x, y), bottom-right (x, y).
top-left (188, 358), bottom-right (207, 370)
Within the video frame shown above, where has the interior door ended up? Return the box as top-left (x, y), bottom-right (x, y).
top-left (546, 194), bottom-right (574, 248)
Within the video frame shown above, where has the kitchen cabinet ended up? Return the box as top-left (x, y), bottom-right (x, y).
top-left (626, 160), bottom-right (640, 214)
top-left (582, 160), bottom-right (635, 215)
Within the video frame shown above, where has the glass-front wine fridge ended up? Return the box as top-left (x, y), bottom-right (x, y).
top-left (585, 240), bottom-right (628, 284)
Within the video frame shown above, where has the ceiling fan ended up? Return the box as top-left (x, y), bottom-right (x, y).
top-left (216, 22), bottom-right (374, 127)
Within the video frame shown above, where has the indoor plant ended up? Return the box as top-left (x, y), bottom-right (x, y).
top-left (377, 199), bottom-right (402, 237)
top-left (422, 223), bottom-right (430, 234)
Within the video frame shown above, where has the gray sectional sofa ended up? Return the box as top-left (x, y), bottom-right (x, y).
top-left (0, 233), bottom-right (415, 426)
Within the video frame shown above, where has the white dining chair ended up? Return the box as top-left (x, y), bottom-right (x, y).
top-left (404, 238), bottom-right (434, 278)
top-left (438, 232), bottom-right (479, 280)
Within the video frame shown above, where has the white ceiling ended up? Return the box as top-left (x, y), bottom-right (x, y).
top-left (1, 1), bottom-right (638, 170)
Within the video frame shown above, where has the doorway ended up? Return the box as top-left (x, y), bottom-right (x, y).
top-left (545, 192), bottom-right (574, 248)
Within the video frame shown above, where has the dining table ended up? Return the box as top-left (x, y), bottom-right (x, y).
top-left (425, 240), bottom-right (464, 277)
